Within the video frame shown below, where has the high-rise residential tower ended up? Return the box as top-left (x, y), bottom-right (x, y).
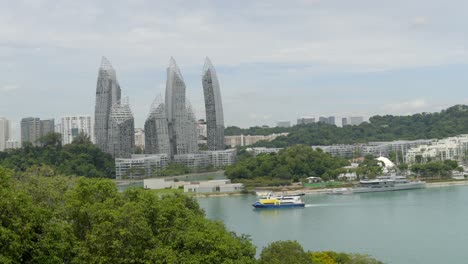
top-left (107, 98), bottom-right (135, 158)
top-left (20, 117), bottom-right (54, 146)
top-left (145, 95), bottom-right (170, 155)
top-left (165, 57), bottom-right (198, 157)
top-left (60, 115), bottom-right (93, 144)
top-left (202, 58), bottom-right (225, 150)
top-left (0, 117), bottom-right (10, 151)
top-left (94, 57), bottom-right (121, 152)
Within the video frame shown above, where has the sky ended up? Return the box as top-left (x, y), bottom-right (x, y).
top-left (1, 0), bottom-right (468, 138)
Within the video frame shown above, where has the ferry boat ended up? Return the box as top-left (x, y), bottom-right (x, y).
top-left (328, 176), bottom-right (426, 195)
top-left (252, 194), bottom-right (306, 208)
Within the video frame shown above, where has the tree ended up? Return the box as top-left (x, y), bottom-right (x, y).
top-left (259, 240), bottom-right (312, 264)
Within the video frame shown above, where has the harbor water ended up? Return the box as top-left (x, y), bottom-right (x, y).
top-left (198, 185), bottom-right (468, 263)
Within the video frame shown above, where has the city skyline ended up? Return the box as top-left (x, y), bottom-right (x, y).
top-left (2, 1), bottom-right (468, 135)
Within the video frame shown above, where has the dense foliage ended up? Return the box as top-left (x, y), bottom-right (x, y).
top-left (225, 145), bottom-right (349, 182)
top-left (410, 160), bottom-right (461, 178)
top-left (227, 105), bottom-right (468, 147)
top-left (0, 168), bottom-right (256, 263)
top-left (0, 133), bottom-right (114, 178)
top-left (259, 241), bottom-right (383, 264)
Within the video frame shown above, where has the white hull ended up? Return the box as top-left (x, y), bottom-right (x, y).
top-left (352, 182), bottom-right (426, 193)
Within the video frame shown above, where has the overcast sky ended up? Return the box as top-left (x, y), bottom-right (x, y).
top-left (2, 0), bottom-right (468, 138)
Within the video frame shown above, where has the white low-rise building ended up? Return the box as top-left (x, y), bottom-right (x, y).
top-left (406, 135), bottom-right (468, 163)
top-left (246, 147), bottom-right (282, 156)
top-left (115, 154), bottom-right (169, 180)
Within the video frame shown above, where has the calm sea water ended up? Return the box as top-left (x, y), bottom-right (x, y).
top-left (198, 186), bottom-right (468, 264)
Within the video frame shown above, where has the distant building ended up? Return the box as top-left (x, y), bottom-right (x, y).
top-left (277, 121), bottom-right (291, 128)
top-left (246, 147), bottom-right (282, 156)
top-left (135, 128), bottom-right (145, 150)
top-left (5, 140), bottom-right (20, 150)
top-left (115, 154), bottom-right (169, 180)
top-left (348, 116), bottom-right (364, 126)
top-left (94, 57), bottom-right (121, 153)
top-left (315, 139), bottom-right (432, 160)
top-left (342, 117), bottom-right (348, 126)
top-left (60, 115), bottom-right (93, 145)
top-left (21, 117), bottom-right (54, 146)
top-left (107, 100), bottom-right (135, 158)
top-left (41, 119), bottom-right (55, 137)
top-left (197, 119), bottom-right (207, 145)
top-left (174, 153), bottom-right (211, 169)
top-left (406, 135), bottom-right (468, 163)
top-left (0, 117), bottom-right (10, 151)
top-left (144, 95), bottom-right (170, 156)
top-left (297, 117), bottom-right (315, 125)
top-left (203, 149), bottom-right (237, 167)
top-left (184, 179), bottom-right (243, 193)
top-left (224, 133), bottom-right (289, 147)
top-left (202, 58), bottom-right (225, 151)
top-left (318, 116), bottom-right (335, 125)
top-left (165, 57), bottom-right (198, 157)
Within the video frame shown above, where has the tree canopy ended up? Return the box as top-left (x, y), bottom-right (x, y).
top-left (226, 105), bottom-right (468, 147)
top-left (225, 145), bottom-right (349, 182)
top-left (0, 133), bottom-right (115, 178)
top-left (0, 167), bottom-right (256, 263)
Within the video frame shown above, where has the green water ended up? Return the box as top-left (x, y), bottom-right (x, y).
top-left (198, 186), bottom-right (468, 263)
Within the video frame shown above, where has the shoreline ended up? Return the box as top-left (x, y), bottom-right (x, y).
top-left (195, 179), bottom-right (468, 198)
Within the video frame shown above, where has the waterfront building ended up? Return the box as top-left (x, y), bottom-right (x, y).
top-left (203, 148), bottom-right (237, 167)
top-left (0, 117), bottom-right (10, 151)
top-left (21, 117), bottom-right (54, 146)
top-left (315, 139), bottom-right (433, 160)
top-left (59, 115), bottom-right (93, 145)
top-left (107, 99), bottom-right (135, 158)
top-left (135, 128), bottom-right (145, 151)
top-left (224, 133), bottom-right (289, 147)
top-left (174, 153), bottom-right (211, 169)
top-left (94, 56), bottom-right (121, 153)
top-left (165, 57), bottom-right (198, 157)
top-left (297, 117), bottom-right (315, 125)
top-left (202, 58), bottom-right (225, 150)
top-left (183, 179), bottom-right (243, 193)
top-left (115, 154), bottom-right (169, 180)
top-left (405, 135), bottom-right (468, 163)
top-left (277, 121), bottom-right (291, 128)
top-left (144, 96), bottom-right (170, 155)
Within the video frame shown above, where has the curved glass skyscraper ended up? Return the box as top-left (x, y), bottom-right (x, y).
top-left (165, 57), bottom-right (198, 157)
top-left (108, 98), bottom-right (135, 158)
top-left (94, 57), bottom-right (121, 152)
top-left (145, 95), bottom-right (170, 155)
top-left (202, 57), bottom-right (225, 150)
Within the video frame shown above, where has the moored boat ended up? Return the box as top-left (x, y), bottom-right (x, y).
top-left (327, 175), bottom-right (426, 195)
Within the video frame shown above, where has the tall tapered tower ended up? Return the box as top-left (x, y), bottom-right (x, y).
top-left (202, 57), bottom-right (225, 150)
top-left (145, 95), bottom-right (170, 155)
top-left (107, 98), bottom-right (135, 158)
top-left (165, 57), bottom-right (198, 157)
top-left (94, 57), bottom-right (121, 152)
